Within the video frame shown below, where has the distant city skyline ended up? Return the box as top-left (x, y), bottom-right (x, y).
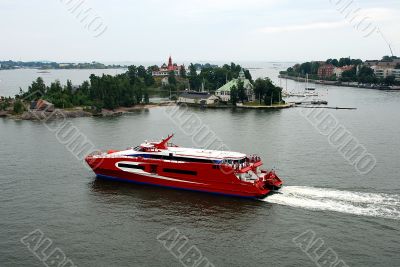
top-left (1, 0), bottom-right (399, 62)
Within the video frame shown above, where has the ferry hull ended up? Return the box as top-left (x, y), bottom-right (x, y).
top-left (95, 172), bottom-right (269, 199)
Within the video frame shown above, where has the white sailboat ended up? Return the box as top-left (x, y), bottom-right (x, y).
top-left (305, 73), bottom-right (316, 91)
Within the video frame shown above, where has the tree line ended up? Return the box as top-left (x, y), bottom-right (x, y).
top-left (17, 65), bottom-right (156, 110)
top-left (282, 56), bottom-right (400, 85)
top-left (284, 57), bottom-right (364, 79)
top-left (187, 62), bottom-right (253, 92)
top-left (228, 78), bottom-right (282, 106)
top-left (15, 62), bottom-right (283, 111)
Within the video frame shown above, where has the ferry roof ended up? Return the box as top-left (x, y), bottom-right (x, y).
top-left (167, 146), bottom-right (246, 159)
top-left (123, 135), bottom-right (248, 160)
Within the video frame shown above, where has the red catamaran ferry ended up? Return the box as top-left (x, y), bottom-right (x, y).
top-left (85, 135), bottom-right (283, 199)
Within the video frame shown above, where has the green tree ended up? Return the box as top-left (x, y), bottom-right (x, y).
top-left (179, 66), bottom-right (187, 78)
top-left (143, 88), bottom-right (150, 104)
top-left (230, 85), bottom-right (238, 106)
top-left (254, 78), bottom-right (266, 104)
top-left (357, 66), bottom-right (376, 83)
top-left (128, 65), bottom-right (138, 84)
top-left (254, 78), bottom-right (282, 105)
top-left (48, 80), bottom-right (63, 94)
top-left (350, 59), bottom-right (362, 66)
top-left (384, 75), bottom-right (396, 85)
top-left (137, 65), bottom-right (147, 78)
top-left (189, 63), bottom-right (197, 77)
top-left (310, 62), bottom-right (320, 74)
top-left (340, 67), bottom-right (356, 82)
top-left (168, 71), bottom-right (177, 85)
top-left (144, 75), bottom-right (155, 87)
top-left (80, 81), bottom-right (90, 95)
top-left (135, 80), bottom-right (144, 104)
top-left (338, 57), bottom-right (351, 67)
top-left (244, 69), bottom-right (253, 82)
top-left (188, 63), bottom-right (201, 90)
top-left (237, 80), bottom-right (246, 103)
top-left (66, 79), bottom-right (73, 93)
top-left (26, 77), bottom-right (47, 100)
top-left (148, 65), bottom-right (159, 71)
top-left (192, 62), bottom-right (252, 91)
top-left (13, 99), bottom-right (25, 114)
top-left (299, 62), bottom-right (312, 75)
top-left (0, 99), bottom-right (10, 111)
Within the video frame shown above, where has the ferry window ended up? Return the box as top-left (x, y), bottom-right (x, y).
top-left (148, 154), bottom-right (213, 164)
top-left (150, 165), bottom-right (157, 174)
top-left (118, 163), bottom-right (145, 170)
top-left (163, 168), bottom-right (197, 176)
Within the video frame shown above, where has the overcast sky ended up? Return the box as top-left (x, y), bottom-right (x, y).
top-left (1, 0), bottom-right (399, 63)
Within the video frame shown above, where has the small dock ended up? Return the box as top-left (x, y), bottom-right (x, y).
top-left (296, 106), bottom-right (357, 110)
top-left (238, 103), bottom-right (295, 109)
top-left (291, 100), bottom-right (328, 105)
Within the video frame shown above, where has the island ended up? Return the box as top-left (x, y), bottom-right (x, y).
top-left (0, 58), bottom-right (286, 120)
top-left (279, 55), bottom-right (400, 89)
top-left (0, 60), bottom-right (126, 70)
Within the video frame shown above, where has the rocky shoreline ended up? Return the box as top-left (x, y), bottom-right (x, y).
top-left (1, 103), bottom-right (170, 121)
top-left (1, 100), bottom-right (296, 121)
top-left (279, 74), bottom-right (400, 90)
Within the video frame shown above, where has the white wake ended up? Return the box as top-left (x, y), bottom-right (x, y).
top-left (263, 186), bottom-right (400, 220)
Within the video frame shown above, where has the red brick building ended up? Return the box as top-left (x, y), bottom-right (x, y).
top-left (318, 64), bottom-right (335, 78)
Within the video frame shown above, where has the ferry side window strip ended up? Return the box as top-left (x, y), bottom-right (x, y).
top-left (129, 154), bottom-right (215, 164)
top-left (163, 168), bottom-right (197, 176)
top-left (118, 163), bottom-right (145, 170)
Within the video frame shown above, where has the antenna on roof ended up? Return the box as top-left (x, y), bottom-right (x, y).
top-left (389, 44), bottom-right (394, 57)
top-left (379, 31), bottom-right (395, 57)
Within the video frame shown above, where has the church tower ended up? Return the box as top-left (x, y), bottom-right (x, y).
top-left (168, 56), bottom-right (173, 71)
top-left (239, 68), bottom-right (245, 81)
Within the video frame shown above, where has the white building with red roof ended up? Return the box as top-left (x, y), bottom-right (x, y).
top-left (334, 65), bottom-right (354, 78)
top-left (152, 56), bottom-right (184, 77)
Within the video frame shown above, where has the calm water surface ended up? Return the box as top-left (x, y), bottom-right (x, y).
top-left (0, 64), bottom-right (399, 266)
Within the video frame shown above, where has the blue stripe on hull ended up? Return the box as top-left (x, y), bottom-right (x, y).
top-left (95, 174), bottom-right (260, 200)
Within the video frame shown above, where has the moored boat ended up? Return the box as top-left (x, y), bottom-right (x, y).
top-left (85, 135), bottom-right (283, 198)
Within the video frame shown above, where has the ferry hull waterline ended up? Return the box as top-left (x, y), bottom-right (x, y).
top-left (85, 135), bottom-right (283, 199)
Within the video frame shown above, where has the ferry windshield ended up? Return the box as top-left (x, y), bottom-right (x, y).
top-left (223, 158), bottom-right (247, 165)
top-left (133, 146), bottom-right (143, 152)
top-left (222, 157), bottom-right (250, 170)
